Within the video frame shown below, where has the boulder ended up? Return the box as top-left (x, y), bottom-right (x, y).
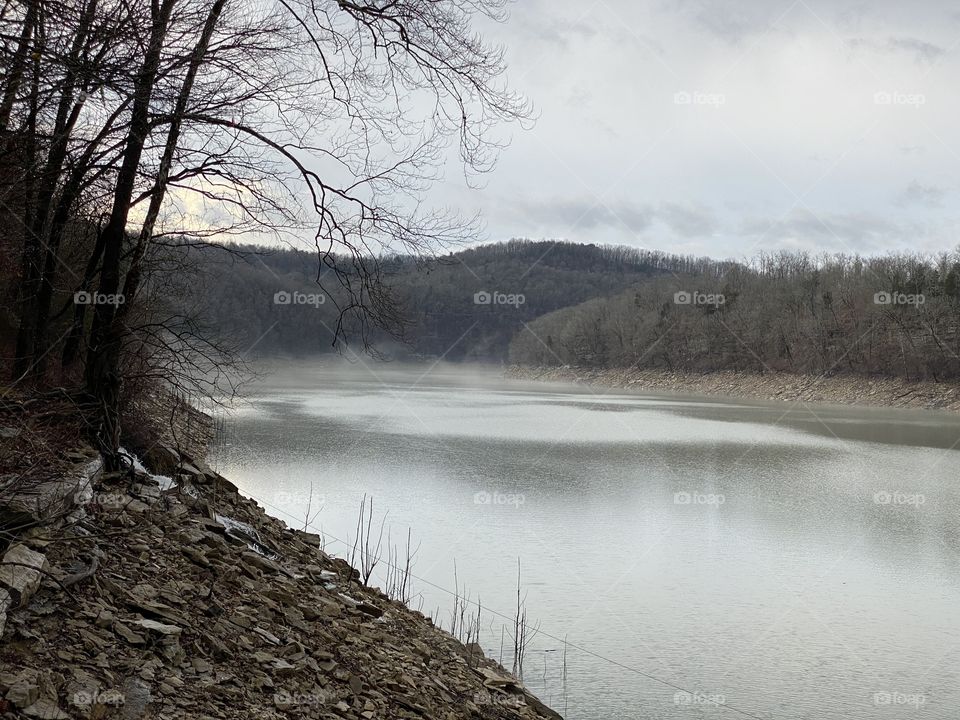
top-left (20, 698), bottom-right (67, 719)
top-left (143, 445), bottom-right (180, 475)
top-left (0, 544), bottom-right (48, 606)
top-left (3, 669), bottom-right (40, 708)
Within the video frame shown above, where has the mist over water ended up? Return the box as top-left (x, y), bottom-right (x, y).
top-left (211, 360), bottom-right (960, 719)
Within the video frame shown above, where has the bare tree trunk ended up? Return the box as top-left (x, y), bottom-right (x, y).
top-left (28, 0), bottom-right (99, 378)
top-left (61, 218), bottom-right (106, 367)
top-left (11, 30), bottom-right (42, 380)
top-left (116, 0), bottom-right (226, 315)
top-left (85, 0), bottom-right (177, 463)
top-left (0, 0), bottom-right (37, 133)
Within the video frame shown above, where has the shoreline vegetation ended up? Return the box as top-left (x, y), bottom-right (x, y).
top-left (505, 365), bottom-right (960, 413)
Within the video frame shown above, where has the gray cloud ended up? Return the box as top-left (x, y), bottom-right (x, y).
top-left (515, 15), bottom-right (597, 48)
top-left (848, 35), bottom-right (946, 63)
top-left (681, 0), bottom-right (788, 45)
top-left (694, 8), bottom-right (759, 44)
top-left (656, 202), bottom-right (718, 237)
top-left (897, 181), bottom-right (946, 208)
top-left (514, 197), bottom-right (654, 235)
top-left (886, 36), bottom-right (945, 63)
top-left (506, 197), bottom-right (723, 239)
top-left (440, 0), bottom-right (960, 256)
top-left (740, 210), bottom-right (904, 253)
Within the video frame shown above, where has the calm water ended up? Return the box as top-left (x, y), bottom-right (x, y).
top-left (210, 362), bottom-right (960, 720)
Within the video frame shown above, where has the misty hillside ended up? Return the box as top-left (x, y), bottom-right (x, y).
top-left (166, 239), bottom-right (718, 361)
top-left (162, 238), bottom-right (960, 380)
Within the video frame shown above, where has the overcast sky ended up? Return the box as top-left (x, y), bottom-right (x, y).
top-left (434, 0), bottom-right (960, 259)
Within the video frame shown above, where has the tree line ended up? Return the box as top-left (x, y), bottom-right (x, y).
top-left (509, 250), bottom-right (960, 381)
top-left (163, 238), bottom-right (676, 360)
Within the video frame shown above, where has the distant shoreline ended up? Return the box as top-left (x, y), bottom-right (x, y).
top-left (505, 365), bottom-right (960, 413)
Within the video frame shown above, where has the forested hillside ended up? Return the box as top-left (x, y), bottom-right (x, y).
top-left (509, 251), bottom-right (960, 380)
top-left (167, 240), bottom-right (960, 380)
top-left (171, 239), bottom-right (698, 360)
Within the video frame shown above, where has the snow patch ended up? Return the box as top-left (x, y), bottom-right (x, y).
top-left (118, 446), bottom-right (173, 490)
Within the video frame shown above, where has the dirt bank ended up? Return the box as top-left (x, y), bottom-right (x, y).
top-left (506, 366), bottom-right (960, 413)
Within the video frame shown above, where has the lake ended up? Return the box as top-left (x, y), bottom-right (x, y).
top-left (209, 362), bottom-right (960, 719)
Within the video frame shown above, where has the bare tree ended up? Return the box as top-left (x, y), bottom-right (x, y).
top-left (2, 0), bottom-right (530, 464)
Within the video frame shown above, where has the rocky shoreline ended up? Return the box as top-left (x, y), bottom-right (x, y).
top-left (0, 436), bottom-right (562, 719)
top-left (506, 365), bottom-right (960, 413)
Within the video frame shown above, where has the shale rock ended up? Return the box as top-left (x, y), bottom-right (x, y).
top-left (0, 446), bottom-right (563, 720)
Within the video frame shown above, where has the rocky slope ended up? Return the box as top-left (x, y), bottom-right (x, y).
top-left (0, 442), bottom-right (562, 720)
top-left (506, 366), bottom-right (960, 412)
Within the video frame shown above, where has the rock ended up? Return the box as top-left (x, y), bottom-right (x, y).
top-left (199, 517), bottom-right (226, 533)
top-left (4, 670), bottom-right (40, 707)
top-left (241, 551), bottom-right (280, 574)
top-left (182, 546), bottom-right (210, 568)
top-left (272, 658), bottom-right (296, 677)
top-left (292, 529), bottom-right (322, 548)
top-left (114, 621), bottom-right (146, 646)
top-left (179, 461), bottom-right (203, 478)
top-left (475, 666), bottom-right (522, 692)
top-left (131, 482), bottom-right (161, 503)
top-left (253, 626), bottom-right (281, 645)
top-left (133, 618), bottom-right (182, 636)
top-left (0, 439), bottom-right (565, 720)
top-left (200, 531), bottom-right (228, 550)
top-left (21, 698), bottom-right (67, 719)
top-left (280, 641), bottom-right (306, 661)
top-left (144, 445), bottom-right (180, 475)
top-left (123, 498), bottom-right (151, 514)
top-left (0, 588), bottom-right (10, 635)
top-left (355, 601), bottom-right (383, 619)
top-left (0, 544), bottom-right (47, 606)
top-left (121, 678), bottom-right (152, 718)
top-left (191, 658), bottom-right (213, 674)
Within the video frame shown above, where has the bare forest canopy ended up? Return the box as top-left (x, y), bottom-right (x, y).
top-left (0, 0), bottom-right (529, 461)
top-left (171, 239), bottom-right (960, 381)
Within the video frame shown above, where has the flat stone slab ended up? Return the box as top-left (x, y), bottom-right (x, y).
top-left (133, 618), bottom-right (182, 636)
top-left (0, 544), bottom-right (48, 606)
